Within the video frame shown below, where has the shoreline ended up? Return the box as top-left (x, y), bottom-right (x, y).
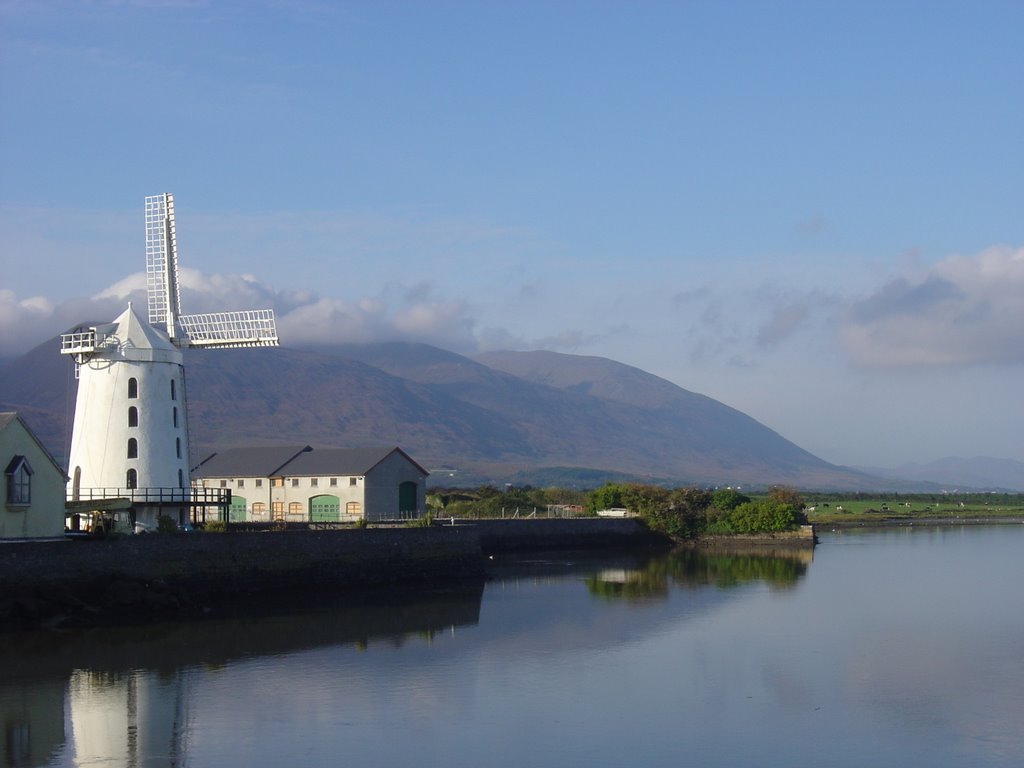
top-left (1, 518), bottom-right (820, 631)
top-left (812, 516), bottom-right (1024, 530)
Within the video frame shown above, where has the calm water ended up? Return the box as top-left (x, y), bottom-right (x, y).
top-left (3, 525), bottom-right (1023, 767)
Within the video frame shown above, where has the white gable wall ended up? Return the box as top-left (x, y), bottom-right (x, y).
top-left (364, 451), bottom-right (426, 521)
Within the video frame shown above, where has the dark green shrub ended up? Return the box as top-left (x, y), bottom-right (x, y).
top-left (727, 499), bottom-right (802, 533)
top-left (156, 515), bottom-right (179, 534)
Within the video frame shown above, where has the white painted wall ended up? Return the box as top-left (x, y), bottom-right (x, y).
top-left (67, 306), bottom-right (189, 497)
top-left (198, 451), bottom-right (427, 523)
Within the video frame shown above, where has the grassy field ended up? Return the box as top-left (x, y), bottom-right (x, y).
top-left (802, 493), bottom-right (1024, 525)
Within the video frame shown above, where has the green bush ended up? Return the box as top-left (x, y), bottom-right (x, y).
top-left (405, 511), bottom-right (434, 528)
top-left (727, 499), bottom-right (802, 533)
top-left (156, 515), bottom-right (179, 534)
top-left (204, 520), bottom-right (228, 533)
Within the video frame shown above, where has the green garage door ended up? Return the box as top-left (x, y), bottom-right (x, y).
top-left (310, 494), bottom-right (341, 522)
top-left (230, 495), bottom-right (248, 522)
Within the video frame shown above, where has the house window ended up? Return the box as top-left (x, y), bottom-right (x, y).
top-left (310, 478), bottom-right (318, 488)
top-left (220, 480), bottom-right (228, 488)
top-left (128, 406), bottom-right (138, 427)
top-left (128, 378), bottom-right (138, 398)
top-left (271, 502), bottom-right (284, 521)
top-left (330, 477), bottom-right (338, 487)
top-left (178, 469), bottom-right (185, 488)
top-left (127, 438), bottom-right (138, 459)
top-left (289, 502), bottom-right (302, 515)
top-left (271, 478), bottom-right (284, 488)
top-left (173, 407), bottom-right (178, 428)
top-left (346, 501), bottom-right (361, 516)
top-left (291, 478), bottom-right (299, 488)
top-left (126, 468), bottom-right (138, 489)
top-left (252, 502), bottom-right (266, 514)
top-left (176, 437), bottom-right (182, 458)
top-left (349, 477), bottom-right (357, 487)
top-left (237, 479), bottom-right (245, 488)
top-left (5, 456), bottom-right (32, 505)
top-left (256, 479), bottom-right (263, 488)
top-left (170, 379), bottom-right (176, 401)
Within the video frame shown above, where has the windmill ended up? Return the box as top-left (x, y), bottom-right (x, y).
top-left (61, 193), bottom-right (278, 531)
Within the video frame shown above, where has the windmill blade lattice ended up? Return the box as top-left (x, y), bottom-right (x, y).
top-left (144, 192), bottom-right (279, 349)
top-left (145, 193), bottom-right (183, 339)
top-left (179, 310), bottom-right (278, 348)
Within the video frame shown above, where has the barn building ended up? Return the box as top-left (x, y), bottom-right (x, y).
top-left (1, 412), bottom-right (67, 540)
top-left (192, 445), bottom-right (429, 523)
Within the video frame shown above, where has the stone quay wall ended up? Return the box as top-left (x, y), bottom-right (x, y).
top-left (461, 517), bottom-right (667, 553)
top-left (0, 519), bottom-right (662, 629)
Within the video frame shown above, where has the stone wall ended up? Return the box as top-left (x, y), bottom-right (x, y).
top-left (0, 519), bottom-right (667, 629)
top-left (461, 517), bottom-right (667, 553)
top-left (0, 527), bottom-right (483, 628)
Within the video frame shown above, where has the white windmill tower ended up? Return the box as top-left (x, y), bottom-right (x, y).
top-left (61, 193), bottom-right (278, 531)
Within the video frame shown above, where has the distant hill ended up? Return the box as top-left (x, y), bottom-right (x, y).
top-left (855, 457), bottom-right (1024, 492)
top-left (2, 335), bottom-right (887, 489)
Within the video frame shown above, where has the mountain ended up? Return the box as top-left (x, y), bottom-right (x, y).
top-left (855, 457), bottom-right (1024, 492)
top-left (2, 336), bottom-right (882, 489)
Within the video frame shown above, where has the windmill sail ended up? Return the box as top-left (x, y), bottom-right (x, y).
top-left (145, 193), bottom-right (183, 341)
top-left (179, 309), bottom-right (278, 348)
top-left (144, 192), bottom-right (279, 349)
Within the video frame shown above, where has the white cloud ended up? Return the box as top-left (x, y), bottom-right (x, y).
top-left (839, 245), bottom-right (1024, 367)
top-left (0, 268), bottom-right (487, 359)
top-left (0, 290), bottom-right (53, 357)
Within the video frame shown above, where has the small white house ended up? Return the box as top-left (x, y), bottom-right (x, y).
top-left (1, 412), bottom-right (67, 540)
top-left (193, 445), bottom-right (429, 523)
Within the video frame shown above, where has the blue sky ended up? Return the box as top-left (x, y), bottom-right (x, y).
top-left (2, 0), bottom-right (1022, 468)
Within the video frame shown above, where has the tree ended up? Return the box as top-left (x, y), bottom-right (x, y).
top-left (621, 484), bottom-right (670, 518)
top-left (586, 483), bottom-right (626, 513)
top-left (767, 486), bottom-right (808, 524)
top-left (768, 486), bottom-right (804, 509)
top-left (711, 488), bottom-right (750, 512)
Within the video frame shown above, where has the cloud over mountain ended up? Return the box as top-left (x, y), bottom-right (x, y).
top-left (839, 246), bottom-right (1024, 367)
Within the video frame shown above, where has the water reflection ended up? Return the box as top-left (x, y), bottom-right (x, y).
top-left (1, 678), bottom-right (64, 767)
top-left (0, 582), bottom-right (484, 768)
top-left (9, 532), bottom-right (1022, 768)
top-left (67, 669), bottom-right (190, 768)
top-left (587, 547), bottom-right (812, 600)
top-left (0, 547), bottom-right (813, 767)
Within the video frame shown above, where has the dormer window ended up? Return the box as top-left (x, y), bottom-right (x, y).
top-left (5, 456), bottom-right (32, 505)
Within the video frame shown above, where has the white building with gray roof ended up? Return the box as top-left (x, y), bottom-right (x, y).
top-left (192, 445), bottom-right (429, 523)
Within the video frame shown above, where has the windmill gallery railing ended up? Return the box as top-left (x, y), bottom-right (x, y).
top-left (67, 487), bottom-right (231, 509)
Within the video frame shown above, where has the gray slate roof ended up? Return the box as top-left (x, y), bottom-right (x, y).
top-left (194, 445), bottom-right (428, 478)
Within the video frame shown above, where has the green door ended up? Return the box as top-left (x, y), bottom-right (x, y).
top-left (310, 494), bottom-right (341, 522)
top-left (399, 481), bottom-right (417, 514)
top-left (230, 495), bottom-right (248, 522)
